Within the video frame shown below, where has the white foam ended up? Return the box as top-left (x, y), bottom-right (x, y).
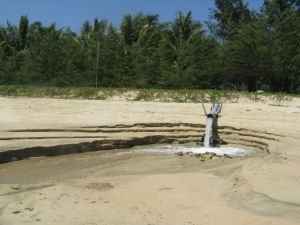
top-left (133, 145), bottom-right (248, 156)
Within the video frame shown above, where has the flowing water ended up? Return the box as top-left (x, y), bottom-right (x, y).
top-left (204, 117), bottom-right (213, 148)
top-left (127, 114), bottom-right (248, 157)
top-left (112, 114), bottom-right (248, 157)
top-left (130, 145), bottom-right (248, 156)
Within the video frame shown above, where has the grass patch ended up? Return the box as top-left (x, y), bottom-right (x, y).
top-left (0, 85), bottom-right (297, 104)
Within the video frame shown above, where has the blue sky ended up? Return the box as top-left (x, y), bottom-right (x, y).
top-left (0, 0), bottom-right (264, 31)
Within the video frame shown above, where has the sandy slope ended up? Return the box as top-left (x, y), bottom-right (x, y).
top-left (0, 96), bottom-right (300, 225)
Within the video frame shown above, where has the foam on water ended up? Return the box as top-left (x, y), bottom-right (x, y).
top-left (133, 145), bottom-right (248, 156)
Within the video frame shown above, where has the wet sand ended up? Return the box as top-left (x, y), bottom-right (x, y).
top-left (0, 96), bottom-right (300, 225)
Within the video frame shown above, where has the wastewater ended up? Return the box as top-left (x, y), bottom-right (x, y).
top-left (122, 109), bottom-right (249, 157)
top-left (119, 145), bottom-right (248, 157)
top-left (204, 117), bottom-right (213, 148)
top-left (125, 108), bottom-right (248, 157)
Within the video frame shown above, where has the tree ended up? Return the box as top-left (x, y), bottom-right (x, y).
top-left (120, 14), bottom-right (134, 46)
top-left (159, 11), bottom-right (206, 88)
top-left (18, 16), bottom-right (29, 50)
top-left (215, 21), bottom-right (272, 91)
top-left (0, 6), bottom-right (299, 93)
top-left (209, 0), bottom-right (253, 41)
top-left (100, 23), bottom-right (123, 86)
top-left (131, 15), bottom-right (162, 87)
top-left (262, 0), bottom-right (300, 92)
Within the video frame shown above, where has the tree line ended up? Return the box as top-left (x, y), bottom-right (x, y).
top-left (0, 0), bottom-right (299, 93)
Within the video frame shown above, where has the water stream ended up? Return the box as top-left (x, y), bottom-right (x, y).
top-left (114, 111), bottom-right (248, 157)
top-left (204, 117), bottom-right (213, 148)
top-left (130, 146), bottom-right (248, 156)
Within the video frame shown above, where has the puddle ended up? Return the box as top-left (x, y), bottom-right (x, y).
top-left (117, 145), bottom-right (249, 157)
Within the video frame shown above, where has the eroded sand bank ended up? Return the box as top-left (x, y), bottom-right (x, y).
top-left (0, 96), bottom-right (300, 225)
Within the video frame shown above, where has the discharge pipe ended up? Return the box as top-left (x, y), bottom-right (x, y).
top-left (202, 103), bottom-right (223, 147)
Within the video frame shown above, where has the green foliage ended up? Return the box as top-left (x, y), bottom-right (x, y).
top-left (209, 0), bottom-right (253, 41)
top-left (0, 1), bottom-right (299, 94)
top-left (18, 16), bottom-right (29, 50)
top-left (3, 85), bottom-right (294, 104)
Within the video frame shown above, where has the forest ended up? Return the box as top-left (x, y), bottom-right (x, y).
top-left (0, 0), bottom-right (299, 93)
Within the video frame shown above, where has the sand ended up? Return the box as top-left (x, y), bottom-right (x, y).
top-left (0, 96), bottom-right (300, 225)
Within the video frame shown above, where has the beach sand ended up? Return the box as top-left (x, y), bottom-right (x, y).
top-left (0, 96), bottom-right (299, 225)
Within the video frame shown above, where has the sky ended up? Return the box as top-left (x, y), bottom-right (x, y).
top-left (0, 0), bottom-right (264, 32)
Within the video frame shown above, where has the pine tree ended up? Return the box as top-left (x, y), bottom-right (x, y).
top-left (18, 16), bottom-right (29, 50)
top-left (209, 0), bottom-right (253, 41)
